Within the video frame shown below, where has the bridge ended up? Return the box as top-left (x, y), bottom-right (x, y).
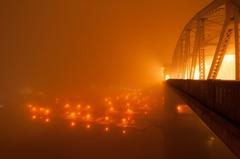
top-left (1, 1), bottom-right (240, 159)
top-left (167, 0), bottom-right (240, 158)
top-left (170, 0), bottom-right (240, 80)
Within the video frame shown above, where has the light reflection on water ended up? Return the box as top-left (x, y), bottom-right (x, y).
top-left (176, 104), bottom-right (192, 114)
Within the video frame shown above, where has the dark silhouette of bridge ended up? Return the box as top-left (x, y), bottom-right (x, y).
top-left (167, 0), bottom-right (240, 158)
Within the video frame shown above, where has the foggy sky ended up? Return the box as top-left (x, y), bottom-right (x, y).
top-left (0, 0), bottom-right (211, 96)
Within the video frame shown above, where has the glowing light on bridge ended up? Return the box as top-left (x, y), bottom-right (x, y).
top-left (217, 54), bottom-right (235, 80)
top-left (224, 54), bottom-right (235, 62)
top-left (165, 75), bottom-right (170, 80)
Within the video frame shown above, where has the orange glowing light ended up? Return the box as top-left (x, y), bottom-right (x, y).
top-left (165, 75), bottom-right (170, 80)
top-left (122, 130), bottom-right (127, 134)
top-left (109, 107), bottom-right (114, 112)
top-left (122, 118), bottom-right (127, 123)
top-left (105, 116), bottom-right (109, 121)
top-left (126, 108), bottom-right (133, 115)
top-left (76, 104), bottom-right (81, 109)
top-left (177, 106), bottom-right (183, 113)
top-left (70, 112), bottom-right (76, 118)
top-left (86, 114), bottom-right (91, 120)
top-left (65, 104), bottom-right (70, 109)
top-left (176, 105), bottom-right (190, 114)
top-left (86, 105), bottom-right (91, 109)
top-left (45, 109), bottom-right (50, 114)
top-left (71, 122), bottom-right (76, 127)
top-left (104, 127), bottom-right (110, 132)
top-left (104, 98), bottom-right (109, 102)
top-left (31, 107), bottom-right (37, 112)
top-left (144, 104), bottom-right (149, 108)
top-left (27, 93), bottom-right (154, 131)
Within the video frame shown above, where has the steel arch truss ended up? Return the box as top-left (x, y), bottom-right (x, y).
top-left (171, 0), bottom-right (240, 80)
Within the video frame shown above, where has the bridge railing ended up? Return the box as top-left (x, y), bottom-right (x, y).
top-left (168, 79), bottom-right (240, 127)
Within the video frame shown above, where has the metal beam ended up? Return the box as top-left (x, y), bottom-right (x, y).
top-left (184, 30), bottom-right (191, 79)
top-left (190, 22), bottom-right (201, 79)
top-left (172, 0), bottom-right (240, 79)
top-left (207, 3), bottom-right (234, 79)
top-left (199, 49), bottom-right (206, 79)
top-left (173, 42), bottom-right (183, 79)
top-left (179, 39), bottom-right (185, 79)
top-left (173, 1), bottom-right (226, 73)
top-left (234, 7), bottom-right (240, 80)
top-left (178, 0), bottom-right (226, 41)
top-left (199, 19), bottom-right (206, 80)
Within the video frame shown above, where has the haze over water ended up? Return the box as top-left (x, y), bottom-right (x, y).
top-left (0, 84), bottom-right (237, 159)
top-left (0, 0), bottom-right (238, 159)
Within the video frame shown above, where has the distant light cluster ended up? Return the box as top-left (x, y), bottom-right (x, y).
top-left (27, 90), bottom-right (159, 134)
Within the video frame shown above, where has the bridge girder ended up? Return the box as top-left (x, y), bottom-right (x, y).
top-left (235, 8), bottom-right (240, 80)
top-left (171, 0), bottom-right (240, 80)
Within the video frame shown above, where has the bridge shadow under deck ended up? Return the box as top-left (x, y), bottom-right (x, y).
top-left (168, 81), bottom-right (240, 158)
